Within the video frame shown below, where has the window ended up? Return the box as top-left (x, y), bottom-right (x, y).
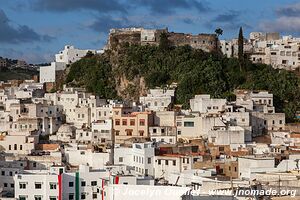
top-left (173, 160), bottom-right (176, 166)
top-left (4, 183), bottom-right (7, 187)
top-left (20, 145), bottom-right (23, 150)
top-left (9, 171), bottom-right (13, 176)
top-left (139, 130), bottom-right (144, 136)
top-left (49, 197), bottom-right (56, 200)
top-left (115, 131), bottom-right (120, 136)
top-left (130, 119), bottom-right (135, 126)
top-left (1, 171), bottom-right (4, 176)
top-left (126, 129), bottom-right (133, 136)
top-left (93, 193), bottom-right (97, 199)
top-left (115, 119), bottom-right (120, 126)
top-left (148, 157), bottom-right (151, 164)
top-left (14, 144), bottom-right (17, 150)
top-left (81, 181), bottom-right (86, 187)
top-left (69, 182), bottom-right (74, 187)
top-left (158, 160), bottom-right (161, 165)
top-left (279, 120), bottom-right (283, 124)
top-left (165, 160), bottom-right (169, 165)
top-left (122, 119), bottom-right (127, 126)
top-left (50, 183), bottom-right (57, 189)
top-left (139, 119), bottom-right (145, 126)
top-left (91, 181), bottom-right (97, 186)
top-left (119, 157), bottom-right (124, 162)
top-left (186, 158), bottom-right (189, 164)
top-left (11, 183), bottom-right (14, 188)
top-left (19, 196), bottom-right (27, 200)
top-left (69, 193), bottom-right (74, 200)
top-left (34, 196), bottom-right (42, 200)
top-left (184, 122), bottom-right (194, 127)
top-left (35, 183), bottom-right (42, 189)
top-left (19, 183), bottom-right (27, 189)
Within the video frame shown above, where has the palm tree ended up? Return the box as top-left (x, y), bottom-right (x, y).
top-left (215, 28), bottom-right (223, 37)
top-left (214, 28), bottom-right (223, 53)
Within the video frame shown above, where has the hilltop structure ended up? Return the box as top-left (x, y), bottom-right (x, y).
top-left (108, 27), bottom-right (219, 52)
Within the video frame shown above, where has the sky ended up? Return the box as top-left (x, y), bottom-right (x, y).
top-left (0, 0), bottom-right (300, 64)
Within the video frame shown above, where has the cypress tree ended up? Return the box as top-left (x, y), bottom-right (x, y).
top-left (238, 27), bottom-right (244, 71)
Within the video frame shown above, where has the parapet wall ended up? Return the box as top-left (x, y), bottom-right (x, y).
top-left (107, 28), bottom-right (218, 52)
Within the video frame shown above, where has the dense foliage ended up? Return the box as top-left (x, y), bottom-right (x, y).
top-left (66, 44), bottom-right (300, 122)
top-left (65, 54), bottom-right (117, 99)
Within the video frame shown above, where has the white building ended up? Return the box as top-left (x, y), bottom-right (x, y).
top-left (114, 143), bottom-right (155, 177)
top-left (55, 45), bottom-right (96, 65)
top-left (154, 154), bottom-right (202, 180)
top-left (14, 165), bottom-right (109, 200)
top-left (0, 132), bottom-right (38, 155)
top-left (190, 95), bottom-right (226, 113)
top-left (207, 126), bottom-right (245, 148)
top-left (140, 89), bottom-right (175, 111)
top-left (39, 62), bottom-right (66, 83)
top-left (64, 144), bottom-right (109, 169)
top-left (176, 113), bottom-right (226, 139)
top-left (238, 156), bottom-right (275, 180)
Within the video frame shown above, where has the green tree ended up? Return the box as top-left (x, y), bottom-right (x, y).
top-left (215, 28), bottom-right (223, 37)
top-left (159, 32), bottom-right (170, 51)
top-left (238, 27), bottom-right (244, 71)
top-left (85, 51), bottom-right (94, 58)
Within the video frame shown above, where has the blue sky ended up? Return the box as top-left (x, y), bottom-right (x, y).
top-left (0, 0), bottom-right (299, 63)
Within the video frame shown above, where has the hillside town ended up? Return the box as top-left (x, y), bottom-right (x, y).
top-left (0, 28), bottom-right (300, 200)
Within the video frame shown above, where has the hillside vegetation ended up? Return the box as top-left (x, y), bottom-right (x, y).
top-left (65, 44), bottom-right (300, 122)
top-left (0, 67), bottom-right (38, 81)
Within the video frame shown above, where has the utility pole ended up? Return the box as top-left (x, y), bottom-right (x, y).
top-left (278, 175), bottom-right (281, 197)
top-left (230, 160), bottom-right (234, 199)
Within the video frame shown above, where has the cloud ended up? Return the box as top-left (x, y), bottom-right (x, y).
top-left (88, 14), bottom-right (165, 34)
top-left (259, 16), bottom-right (300, 34)
top-left (31, 0), bottom-right (127, 14)
top-left (0, 47), bottom-right (52, 64)
top-left (276, 2), bottom-right (300, 17)
top-left (182, 18), bottom-right (195, 25)
top-left (0, 9), bottom-right (54, 44)
top-left (206, 10), bottom-right (251, 32)
top-left (259, 3), bottom-right (300, 34)
top-left (212, 11), bottom-right (240, 23)
top-left (30, 0), bottom-right (209, 16)
top-left (88, 15), bottom-right (128, 33)
top-left (132, 0), bottom-right (210, 15)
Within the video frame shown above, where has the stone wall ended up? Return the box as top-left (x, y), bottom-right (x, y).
top-left (107, 28), bottom-right (218, 52)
